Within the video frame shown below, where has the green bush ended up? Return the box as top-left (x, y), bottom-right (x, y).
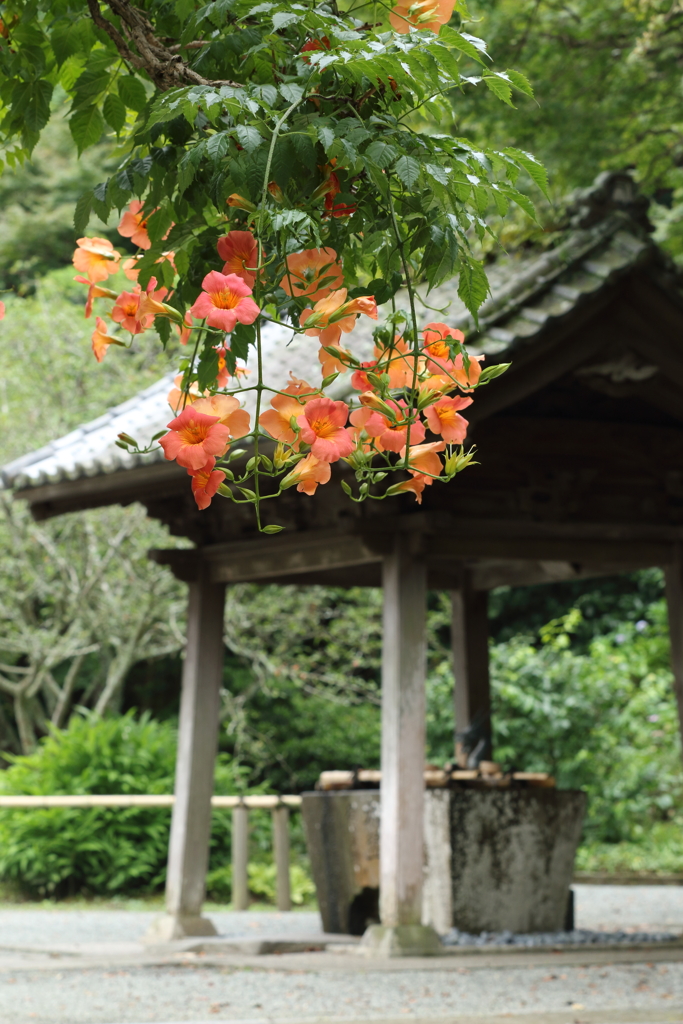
top-left (0, 711), bottom-right (284, 899)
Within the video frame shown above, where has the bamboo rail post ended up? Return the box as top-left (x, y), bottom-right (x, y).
top-left (232, 803), bottom-right (249, 911)
top-left (272, 803), bottom-right (291, 912)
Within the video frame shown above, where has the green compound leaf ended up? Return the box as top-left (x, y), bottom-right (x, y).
top-left (69, 105), bottom-right (104, 155)
top-left (103, 93), bottom-right (127, 134)
top-left (118, 76), bottom-right (149, 113)
top-left (394, 155), bottom-right (420, 188)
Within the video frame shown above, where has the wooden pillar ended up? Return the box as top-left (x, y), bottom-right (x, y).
top-left (665, 546), bottom-right (683, 747)
top-left (451, 574), bottom-right (492, 767)
top-left (232, 805), bottom-right (249, 911)
top-left (272, 805), bottom-right (292, 911)
top-left (362, 535), bottom-right (440, 954)
top-left (146, 570), bottom-right (226, 942)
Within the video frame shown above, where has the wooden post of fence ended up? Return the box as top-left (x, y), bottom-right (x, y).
top-left (232, 804), bottom-right (249, 911)
top-left (272, 805), bottom-right (291, 912)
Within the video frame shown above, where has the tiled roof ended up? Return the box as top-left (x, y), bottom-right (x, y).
top-left (2, 171), bottom-right (671, 496)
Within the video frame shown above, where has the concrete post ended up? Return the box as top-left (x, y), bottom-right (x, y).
top-left (272, 805), bottom-right (292, 911)
top-left (145, 571), bottom-right (226, 942)
top-left (362, 534), bottom-right (441, 956)
top-left (232, 804), bottom-right (249, 911)
top-left (451, 575), bottom-right (492, 767)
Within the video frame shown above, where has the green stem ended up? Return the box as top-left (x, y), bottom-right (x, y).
top-left (250, 96), bottom-right (306, 531)
top-left (387, 182), bottom-right (420, 466)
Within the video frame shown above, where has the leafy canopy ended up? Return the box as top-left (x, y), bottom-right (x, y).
top-left (0, 0), bottom-right (546, 525)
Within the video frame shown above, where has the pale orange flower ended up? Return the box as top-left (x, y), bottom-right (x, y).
top-left (424, 395), bottom-right (472, 443)
top-left (0, 301), bottom-right (4, 321)
top-left (422, 321), bottom-right (483, 389)
top-left (301, 289), bottom-right (377, 346)
top-left (280, 248), bottom-right (343, 301)
top-left (167, 375), bottom-right (205, 414)
top-left (73, 237), bottom-right (121, 284)
top-left (389, 0), bottom-right (455, 34)
top-left (123, 251), bottom-right (176, 282)
top-left (357, 395), bottom-right (426, 452)
top-left (91, 317), bottom-right (124, 363)
top-left (193, 394), bottom-right (251, 440)
top-left (393, 477), bottom-right (427, 503)
top-left (111, 287), bottom-right (153, 335)
top-left (281, 453), bottom-right (331, 495)
top-left (74, 276), bottom-right (117, 318)
top-left (351, 336), bottom-right (418, 390)
top-left (318, 344), bottom-right (352, 377)
top-left (406, 440), bottom-right (446, 480)
top-left (259, 377), bottom-right (317, 445)
top-left (118, 200), bottom-right (154, 250)
top-left (190, 271), bottom-right (260, 332)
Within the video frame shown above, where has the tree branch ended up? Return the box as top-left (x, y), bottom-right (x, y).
top-left (87, 0), bottom-right (241, 91)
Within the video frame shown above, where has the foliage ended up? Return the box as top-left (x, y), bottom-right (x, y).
top-left (0, 710), bottom-right (310, 900)
top-left (0, 498), bottom-right (186, 754)
top-left (454, 0), bottom-right (683, 192)
top-left (0, 116), bottom-right (114, 294)
top-left (0, 267), bottom-right (175, 464)
top-left (426, 599), bottom-right (683, 850)
top-left (0, 711), bottom-right (179, 896)
top-left (0, 0), bottom-right (545, 526)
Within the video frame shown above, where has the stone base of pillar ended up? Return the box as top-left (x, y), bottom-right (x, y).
top-left (143, 913), bottom-right (218, 943)
top-left (360, 924), bottom-right (442, 957)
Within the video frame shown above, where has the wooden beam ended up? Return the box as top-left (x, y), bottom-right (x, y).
top-left (379, 535), bottom-right (427, 927)
top-left (204, 529), bottom-right (383, 584)
top-left (452, 575), bottom-right (492, 767)
top-left (19, 459), bottom-right (186, 520)
top-left (148, 571), bottom-right (226, 941)
top-left (665, 545), bottom-right (683, 758)
top-left (430, 535), bottom-right (674, 567)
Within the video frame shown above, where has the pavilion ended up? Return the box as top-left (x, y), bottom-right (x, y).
top-left (3, 170), bottom-right (683, 950)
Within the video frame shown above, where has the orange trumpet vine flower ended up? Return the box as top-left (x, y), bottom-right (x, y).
top-left (280, 248), bottom-right (343, 301)
top-left (117, 200), bottom-right (155, 251)
top-left (159, 407), bottom-right (230, 471)
top-left (74, 276), bottom-right (118, 318)
top-left (217, 230), bottom-right (259, 288)
top-left (193, 394), bottom-right (251, 440)
top-left (190, 271), bottom-right (260, 332)
top-left (188, 457), bottom-right (226, 511)
top-left (73, 237), bottom-right (120, 284)
top-left (296, 397), bottom-right (354, 462)
top-left (301, 289), bottom-right (377, 346)
top-left (424, 395), bottom-right (472, 443)
top-left (281, 454), bottom-right (331, 495)
top-left (91, 317), bottom-right (125, 363)
top-left (259, 377), bottom-right (317, 445)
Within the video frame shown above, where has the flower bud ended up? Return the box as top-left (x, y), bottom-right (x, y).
top-left (267, 181), bottom-right (284, 203)
top-left (227, 194), bottom-right (257, 212)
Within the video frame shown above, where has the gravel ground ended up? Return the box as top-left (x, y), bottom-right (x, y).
top-left (0, 886), bottom-right (682, 949)
top-left (0, 911), bottom-right (323, 948)
top-left (2, 888), bottom-right (683, 1023)
top-left (2, 959), bottom-right (683, 1022)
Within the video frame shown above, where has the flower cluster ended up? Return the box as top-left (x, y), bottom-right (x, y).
top-left (72, 199), bottom-right (485, 515)
top-left (64, 0), bottom-right (503, 527)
